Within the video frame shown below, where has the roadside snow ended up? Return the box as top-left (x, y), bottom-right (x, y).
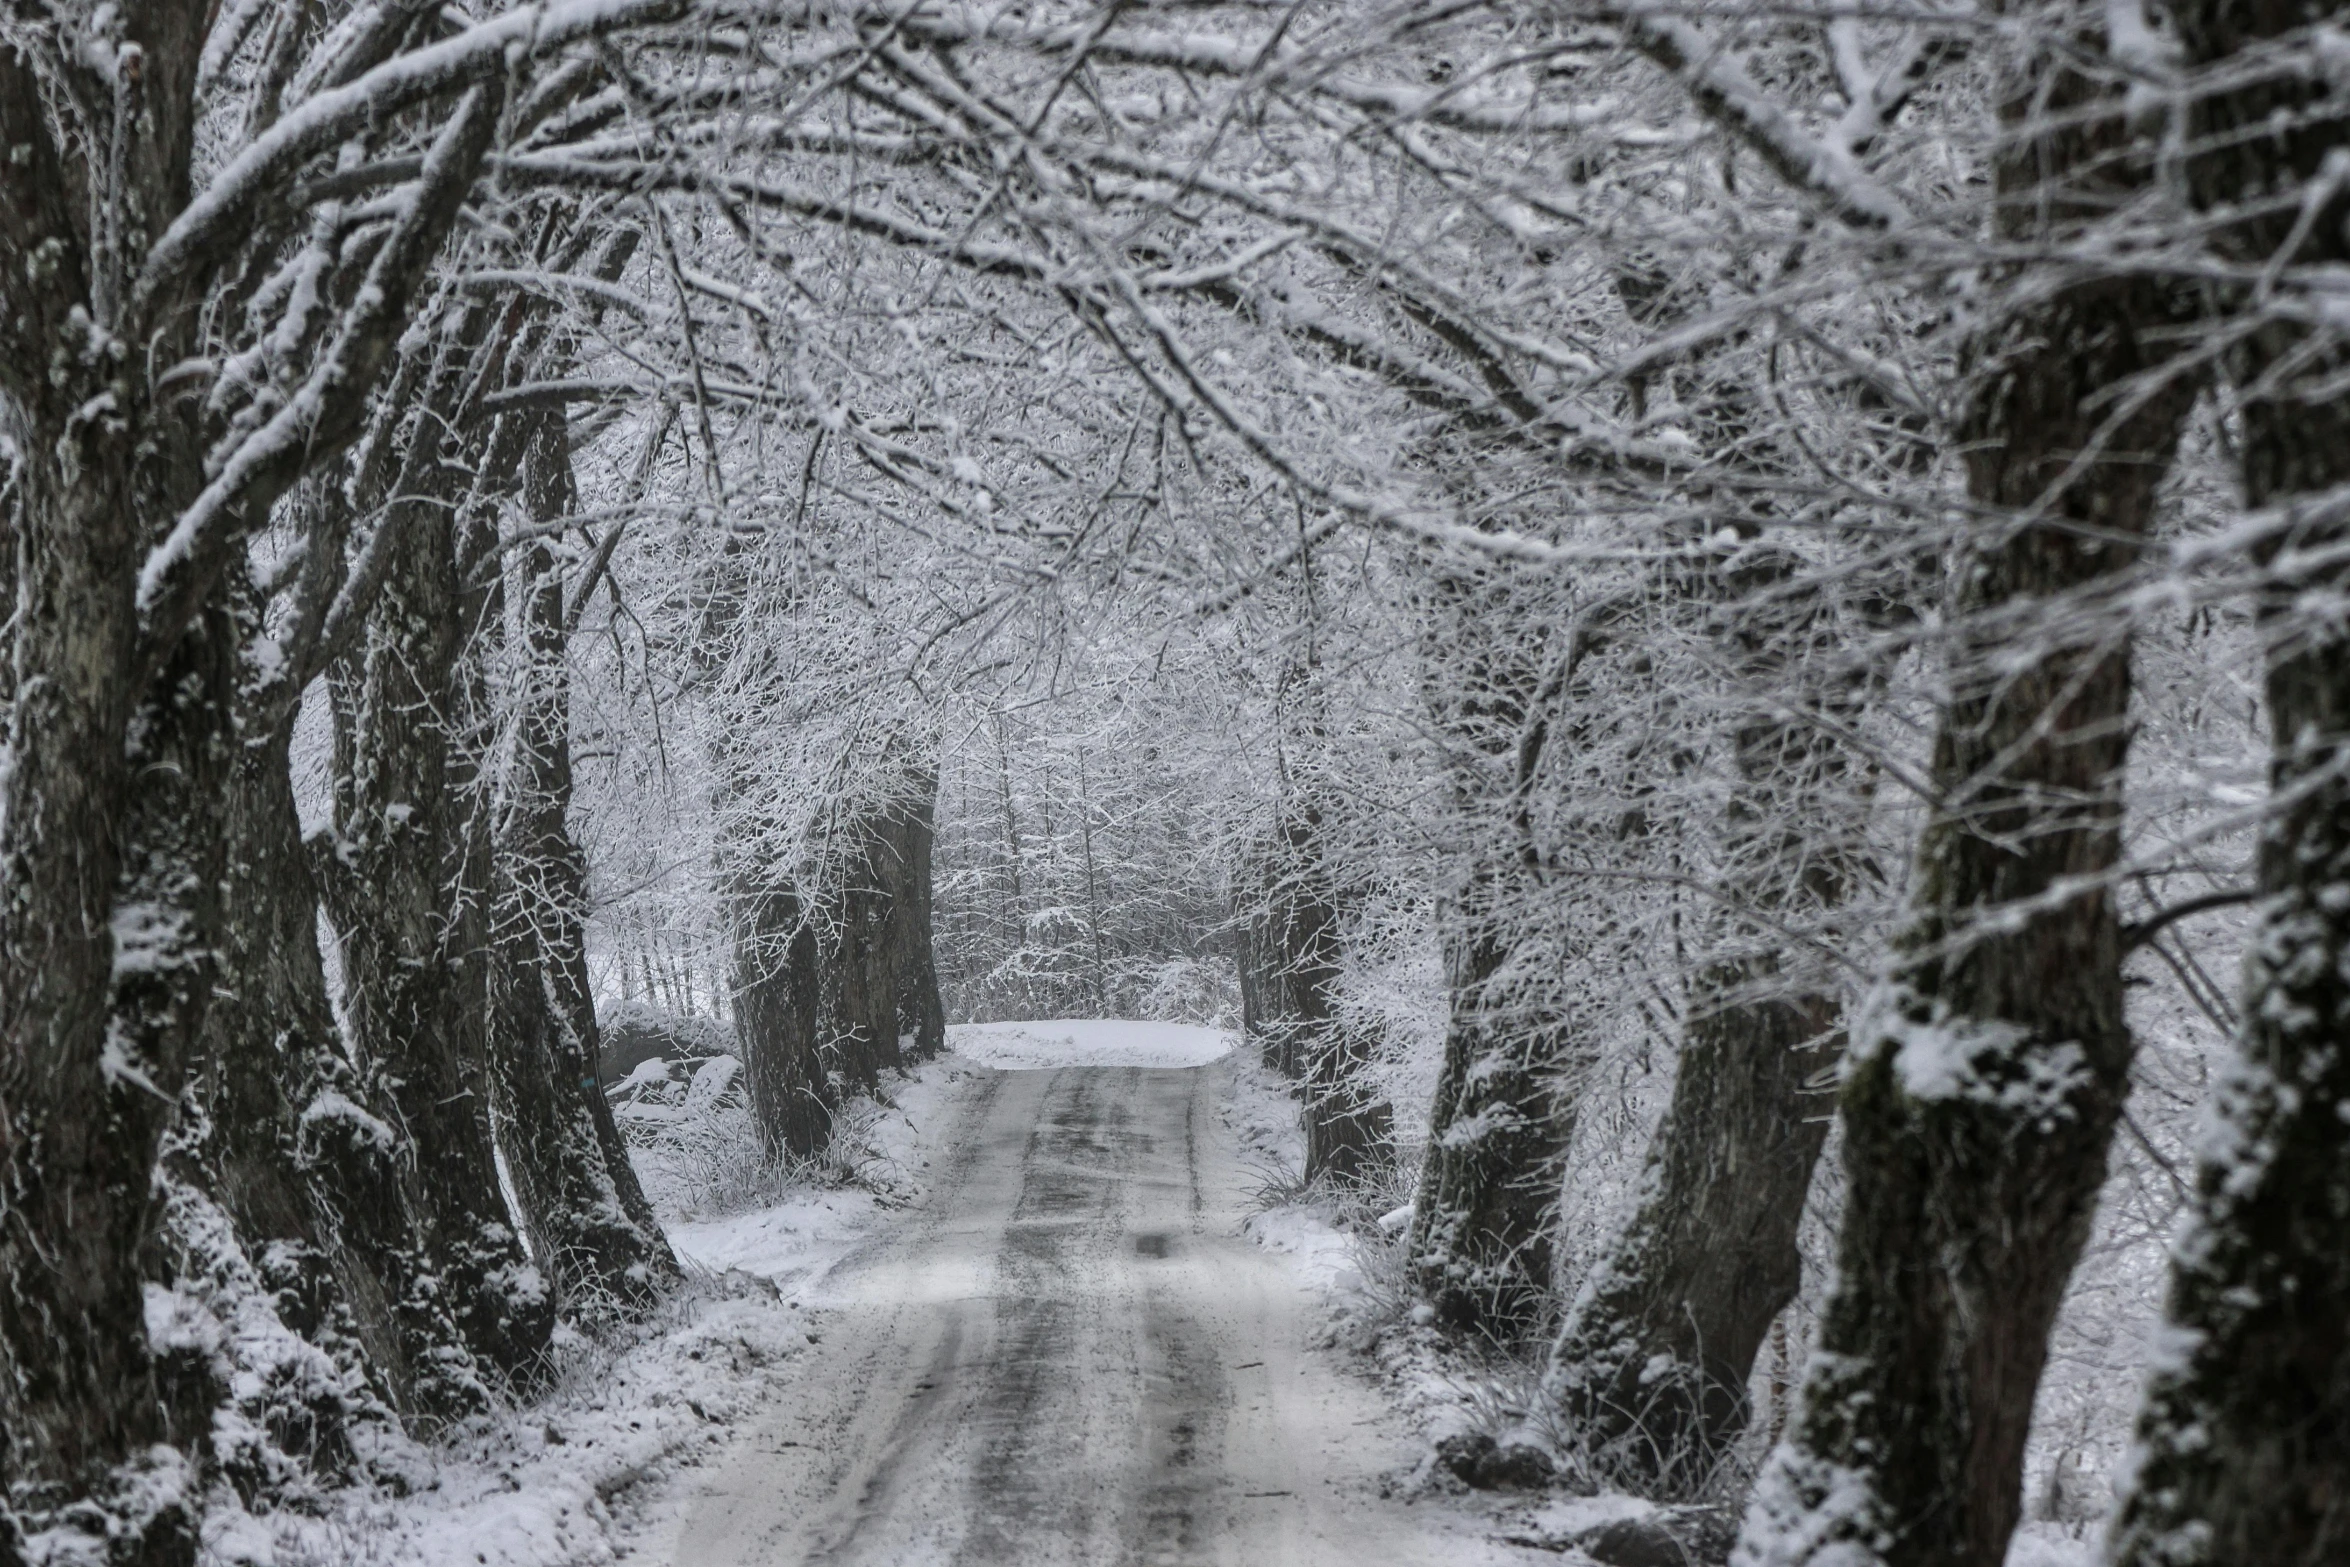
top-left (1519, 1493), bottom-right (1657, 1535)
top-left (200, 1052), bottom-right (974, 1567)
top-left (947, 1016), bottom-right (1233, 1069)
top-left (1217, 1050), bottom-right (1373, 1299)
top-left (663, 1193), bottom-right (875, 1296)
top-left (2006, 1527), bottom-right (2097, 1567)
top-left (200, 1283), bottom-right (818, 1567)
top-left (201, 1025), bottom-right (1645, 1567)
top-left (660, 1055), bottom-right (972, 1296)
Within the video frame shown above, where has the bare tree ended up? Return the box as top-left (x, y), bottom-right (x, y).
top-left (2106, 4), bottom-right (2350, 1560)
top-left (1736, 6), bottom-right (2201, 1563)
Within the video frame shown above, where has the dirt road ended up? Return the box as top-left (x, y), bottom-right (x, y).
top-left (633, 1061), bottom-right (1537, 1566)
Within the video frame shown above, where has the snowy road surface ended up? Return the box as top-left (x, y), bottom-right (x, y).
top-left (631, 1055), bottom-right (1536, 1566)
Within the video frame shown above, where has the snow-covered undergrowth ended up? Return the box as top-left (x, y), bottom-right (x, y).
top-left (1223, 1098), bottom-right (1754, 1561)
top-left (199, 1050), bottom-right (971, 1567)
top-left (203, 1276), bottom-right (814, 1567)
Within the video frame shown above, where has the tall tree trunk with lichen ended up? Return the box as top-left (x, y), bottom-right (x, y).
top-left (2106, 5), bottom-right (2350, 1562)
top-left (1733, 15), bottom-right (2198, 1566)
top-left (1236, 658), bottom-right (1395, 1184)
top-left (1547, 753), bottom-right (1848, 1489)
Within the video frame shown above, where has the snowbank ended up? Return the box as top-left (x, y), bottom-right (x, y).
top-left (947, 1017), bottom-right (1233, 1069)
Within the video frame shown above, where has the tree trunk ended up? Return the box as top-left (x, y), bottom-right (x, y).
top-left (1548, 981), bottom-right (1839, 1493)
top-left (1236, 890), bottom-right (1293, 1078)
top-left (1406, 886), bottom-right (1576, 1340)
top-left (0, 535), bottom-right (229, 1560)
top-left (0, 360), bottom-right (220, 1558)
top-left (171, 588), bottom-right (430, 1451)
top-left (1239, 792), bottom-right (1395, 1185)
top-left (2106, 7), bottom-right (2350, 1562)
top-left (1302, 1019), bottom-right (1394, 1190)
top-left (1733, 27), bottom-right (2197, 1564)
top-left (824, 819), bottom-right (906, 1093)
top-left (1407, 573), bottom-right (1581, 1341)
top-left (486, 412), bottom-right (678, 1323)
top-left (1237, 825), bottom-right (1316, 1081)
top-left (760, 760), bottom-right (949, 1096)
top-left (730, 881), bottom-right (837, 1160)
top-left (320, 479), bottom-right (553, 1394)
top-left (1547, 553), bottom-right (1865, 1492)
top-left (880, 768), bottom-right (949, 1063)
top-left (0, 27), bottom-right (490, 1541)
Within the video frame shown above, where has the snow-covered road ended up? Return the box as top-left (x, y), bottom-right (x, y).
top-left (628, 1056), bottom-right (1535, 1566)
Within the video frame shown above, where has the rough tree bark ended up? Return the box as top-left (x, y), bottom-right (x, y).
top-left (876, 767), bottom-right (949, 1064)
top-left (1733, 16), bottom-right (2198, 1565)
top-left (1544, 535), bottom-right (1876, 1489)
top-left (1236, 859), bottom-right (1305, 1081)
top-left (725, 739), bottom-right (945, 1132)
top-left (1407, 868), bottom-right (1577, 1339)
top-left (1408, 571), bottom-right (1582, 1341)
top-left (485, 410), bottom-right (678, 1321)
top-left (0, 61), bottom-right (505, 1546)
top-left (730, 880), bottom-right (837, 1160)
top-left (2106, 6), bottom-right (2350, 1562)
top-left (0, 17), bottom-right (215, 1548)
top-left (824, 824), bottom-right (908, 1095)
top-left (0, 0), bottom-right (597, 1536)
top-left (1237, 826), bottom-right (1310, 1081)
top-left (1546, 700), bottom-right (1850, 1489)
top-left (1242, 796), bottom-right (1393, 1185)
top-left (0, 584), bottom-right (237, 1560)
top-left (164, 564), bottom-right (426, 1461)
top-left (812, 757), bottom-right (954, 1088)
top-left (320, 422), bottom-right (554, 1393)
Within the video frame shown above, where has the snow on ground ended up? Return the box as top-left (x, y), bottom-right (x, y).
top-left (202, 1281), bottom-right (824, 1567)
top-left (1213, 1044), bottom-right (2105, 1567)
top-left (1215, 1040), bottom-right (1720, 1563)
top-left (657, 1054), bottom-right (974, 1292)
top-left (200, 1025), bottom-right (1225, 1567)
top-left (201, 1053), bottom-right (975, 1567)
top-left (204, 1020), bottom-right (1755, 1567)
top-left (947, 1016), bottom-right (1233, 1069)
top-left (2005, 1529), bottom-right (2098, 1567)
top-left (1219, 1046), bottom-right (1376, 1298)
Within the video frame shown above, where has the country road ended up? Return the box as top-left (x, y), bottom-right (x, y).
top-left (629, 1059), bottom-right (1542, 1566)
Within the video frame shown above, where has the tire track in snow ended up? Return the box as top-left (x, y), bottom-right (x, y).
top-left (637, 1056), bottom-right (1547, 1567)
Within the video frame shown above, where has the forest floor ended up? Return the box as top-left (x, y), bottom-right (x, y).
top-left (210, 1023), bottom-right (1772, 1566)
